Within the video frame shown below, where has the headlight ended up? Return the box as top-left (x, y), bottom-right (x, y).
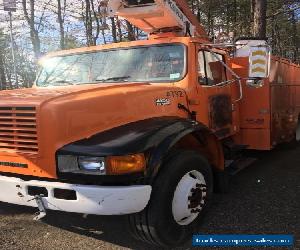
top-left (57, 155), bottom-right (106, 175)
top-left (78, 156), bottom-right (106, 173)
top-left (57, 154), bottom-right (145, 175)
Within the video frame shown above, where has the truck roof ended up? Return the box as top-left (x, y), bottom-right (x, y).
top-left (43, 36), bottom-right (199, 59)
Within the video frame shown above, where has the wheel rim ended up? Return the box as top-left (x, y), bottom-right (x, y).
top-left (172, 170), bottom-right (207, 226)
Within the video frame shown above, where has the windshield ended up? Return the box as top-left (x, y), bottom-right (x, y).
top-left (36, 44), bottom-right (186, 86)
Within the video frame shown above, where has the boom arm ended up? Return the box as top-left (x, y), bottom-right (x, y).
top-left (107, 0), bottom-right (208, 39)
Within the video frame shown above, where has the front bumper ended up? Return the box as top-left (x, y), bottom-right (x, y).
top-left (0, 175), bottom-right (152, 215)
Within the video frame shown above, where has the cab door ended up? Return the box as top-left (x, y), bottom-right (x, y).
top-left (192, 46), bottom-right (239, 139)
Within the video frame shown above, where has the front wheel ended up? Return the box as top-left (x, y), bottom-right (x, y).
top-left (128, 150), bottom-right (213, 247)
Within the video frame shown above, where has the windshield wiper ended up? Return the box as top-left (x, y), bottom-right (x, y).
top-left (95, 76), bottom-right (131, 82)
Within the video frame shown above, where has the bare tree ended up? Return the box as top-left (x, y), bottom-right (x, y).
top-left (22, 0), bottom-right (41, 59)
top-left (206, 0), bottom-right (213, 37)
top-left (126, 21), bottom-right (135, 41)
top-left (90, 0), bottom-right (101, 45)
top-left (0, 52), bottom-right (6, 90)
top-left (116, 17), bottom-right (123, 42)
top-left (84, 0), bottom-right (94, 46)
top-left (291, 10), bottom-right (298, 62)
top-left (110, 17), bottom-right (117, 42)
top-left (57, 0), bottom-right (66, 49)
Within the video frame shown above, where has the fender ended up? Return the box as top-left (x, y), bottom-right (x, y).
top-left (58, 116), bottom-right (224, 183)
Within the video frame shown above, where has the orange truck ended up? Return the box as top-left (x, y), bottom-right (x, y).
top-left (0, 0), bottom-right (300, 247)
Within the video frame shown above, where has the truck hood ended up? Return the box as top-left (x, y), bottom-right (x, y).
top-left (0, 84), bottom-right (114, 105)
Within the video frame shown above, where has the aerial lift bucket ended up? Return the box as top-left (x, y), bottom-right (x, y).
top-left (105, 0), bottom-right (208, 38)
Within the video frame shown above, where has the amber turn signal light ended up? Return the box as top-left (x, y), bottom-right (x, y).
top-left (106, 154), bottom-right (146, 175)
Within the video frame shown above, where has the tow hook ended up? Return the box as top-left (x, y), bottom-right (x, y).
top-left (28, 195), bottom-right (47, 221)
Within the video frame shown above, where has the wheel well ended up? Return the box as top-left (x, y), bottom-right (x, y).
top-left (173, 131), bottom-right (224, 171)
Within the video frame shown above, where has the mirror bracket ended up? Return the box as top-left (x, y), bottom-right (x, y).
top-left (246, 78), bottom-right (264, 88)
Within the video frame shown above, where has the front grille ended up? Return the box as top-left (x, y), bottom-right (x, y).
top-left (0, 107), bottom-right (38, 154)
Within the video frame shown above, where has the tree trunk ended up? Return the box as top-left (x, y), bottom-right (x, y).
top-left (116, 17), bottom-right (123, 42)
top-left (233, 0), bottom-right (237, 35)
top-left (0, 52), bottom-right (6, 90)
top-left (85, 0), bottom-right (95, 46)
top-left (110, 17), bottom-right (117, 43)
top-left (207, 0), bottom-right (212, 37)
top-left (271, 16), bottom-right (276, 54)
top-left (225, 0), bottom-right (229, 33)
top-left (275, 20), bottom-right (283, 57)
top-left (57, 0), bottom-right (65, 49)
top-left (98, 2), bottom-right (107, 44)
top-left (91, 0), bottom-right (100, 45)
top-left (291, 10), bottom-right (298, 62)
top-left (22, 0), bottom-right (41, 59)
top-left (126, 20), bottom-right (135, 41)
top-left (252, 0), bottom-right (267, 39)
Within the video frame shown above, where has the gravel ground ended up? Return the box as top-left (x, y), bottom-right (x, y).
top-left (0, 145), bottom-right (299, 250)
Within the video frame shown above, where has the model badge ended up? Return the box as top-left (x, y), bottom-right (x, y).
top-left (0, 161), bottom-right (28, 168)
top-left (156, 98), bottom-right (171, 106)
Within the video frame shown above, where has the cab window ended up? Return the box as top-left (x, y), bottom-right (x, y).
top-left (198, 51), bottom-right (227, 86)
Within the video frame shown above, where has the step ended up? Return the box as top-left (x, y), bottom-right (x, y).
top-left (225, 157), bottom-right (257, 175)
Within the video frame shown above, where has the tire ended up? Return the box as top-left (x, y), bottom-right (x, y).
top-left (292, 119), bottom-right (300, 147)
top-left (128, 150), bottom-right (213, 247)
top-left (280, 118), bottom-right (300, 149)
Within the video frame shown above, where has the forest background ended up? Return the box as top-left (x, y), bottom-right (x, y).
top-left (0, 0), bottom-right (299, 89)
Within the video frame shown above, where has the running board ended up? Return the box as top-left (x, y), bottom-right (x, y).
top-left (225, 157), bottom-right (257, 175)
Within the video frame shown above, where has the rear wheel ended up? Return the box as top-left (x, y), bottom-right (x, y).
top-left (295, 118), bottom-right (300, 142)
top-left (128, 150), bottom-right (213, 247)
top-left (282, 118), bottom-right (300, 149)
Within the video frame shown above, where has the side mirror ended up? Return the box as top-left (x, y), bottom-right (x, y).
top-left (249, 45), bottom-right (271, 79)
top-left (247, 45), bottom-right (271, 87)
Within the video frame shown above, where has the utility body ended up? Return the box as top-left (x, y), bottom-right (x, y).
top-left (0, 0), bottom-right (299, 247)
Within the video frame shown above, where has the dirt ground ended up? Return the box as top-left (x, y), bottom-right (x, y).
top-left (0, 145), bottom-right (299, 250)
